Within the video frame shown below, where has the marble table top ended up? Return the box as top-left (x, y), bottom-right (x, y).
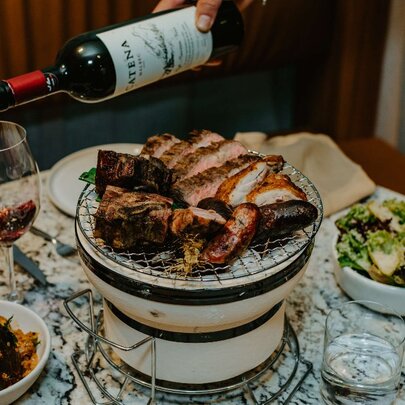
top-left (2, 171), bottom-right (404, 405)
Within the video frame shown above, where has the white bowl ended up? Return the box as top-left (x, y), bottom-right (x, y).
top-left (0, 301), bottom-right (51, 405)
top-left (331, 234), bottom-right (405, 316)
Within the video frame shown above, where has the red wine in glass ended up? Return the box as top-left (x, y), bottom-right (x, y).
top-left (0, 200), bottom-right (37, 244)
top-left (0, 121), bottom-right (41, 302)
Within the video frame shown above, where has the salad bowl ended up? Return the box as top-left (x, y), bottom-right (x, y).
top-left (331, 196), bottom-right (405, 315)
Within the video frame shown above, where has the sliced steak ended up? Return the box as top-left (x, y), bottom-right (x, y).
top-left (170, 207), bottom-right (226, 238)
top-left (95, 150), bottom-right (172, 196)
top-left (159, 130), bottom-right (225, 168)
top-left (140, 133), bottom-right (180, 158)
top-left (94, 186), bottom-right (173, 250)
top-left (173, 140), bottom-right (248, 181)
top-left (171, 154), bottom-right (259, 206)
top-left (246, 173), bottom-right (307, 206)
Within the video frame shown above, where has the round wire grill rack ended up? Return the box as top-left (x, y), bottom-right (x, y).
top-left (76, 162), bottom-right (323, 283)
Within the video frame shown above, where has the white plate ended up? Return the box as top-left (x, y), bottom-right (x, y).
top-left (47, 143), bottom-right (143, 217)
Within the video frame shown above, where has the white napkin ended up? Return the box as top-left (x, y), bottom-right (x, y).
top-left (234, 132), bottom-right (376, 216)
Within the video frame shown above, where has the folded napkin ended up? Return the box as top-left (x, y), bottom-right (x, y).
top-left (234, 132), bottom-right (376, 216)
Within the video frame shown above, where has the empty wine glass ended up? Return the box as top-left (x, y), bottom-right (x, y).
top-left (0, 121), bottom-right (40, 302)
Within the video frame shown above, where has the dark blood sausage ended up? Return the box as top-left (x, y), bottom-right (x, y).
top-left (256, 200), bottom-right (318, 241)
top-left (197, 198), bottom-right (233, 220)
top-left (200, 203), bottom-right (260, 264)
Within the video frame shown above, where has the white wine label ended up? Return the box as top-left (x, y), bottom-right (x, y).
top-left (97, 7), bottom-right (213, 96)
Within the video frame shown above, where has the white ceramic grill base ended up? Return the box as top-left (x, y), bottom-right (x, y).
top-left (103, 299), bottom-right (286, 385)
top-left (77, 222), bottom-right (309, 332)
top-left (81, 255), bottom-right (308, 333)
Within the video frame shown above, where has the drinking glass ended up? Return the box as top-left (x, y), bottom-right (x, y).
top-left (320, 300), bottom-right (405, 405)
top-left (0, 121), bottom-right (40, 302)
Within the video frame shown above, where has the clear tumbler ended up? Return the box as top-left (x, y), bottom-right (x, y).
top-left (320, 300), bottom-right (405, 405)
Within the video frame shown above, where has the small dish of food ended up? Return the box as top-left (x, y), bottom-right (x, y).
top-left (331, 198), bottom-right (405, 315)
top-left (0, 300), bottom-right (51, 405)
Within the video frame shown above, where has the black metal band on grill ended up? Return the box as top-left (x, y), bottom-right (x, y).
top-left (76, 226), bottom-right (313, 306)
top-left (105, 300), bottom-right (283, 343)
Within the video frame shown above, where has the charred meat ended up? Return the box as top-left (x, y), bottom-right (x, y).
top-left (246, 173), bottom-right (307, 206)
top-left (171, 154), bottom-right (259, 206)
top-left (95, 150), bottom-right (172, 196)
top-left (255, 200), bottom-right (318, 242)
top-left (172, 140), bottom-right (248, 181)
top-left (140, 133), bottom-right (180, 158)
top-left (159, 130), bottom-right (224, 168)
top-left (216, 161), bottom-right (270, 207)
top-left (200, 203), bottom-right (261, 264)
top-left (94, 186), bottom-right (173, 250)
top-left (197, 198), bottom-right (233, 220)
top-left (263, 155), bottom-right (285, 172)
top-left (170, 207), bottom-right (226, 239)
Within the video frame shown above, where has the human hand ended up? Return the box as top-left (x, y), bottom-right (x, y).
top-left (153, 0), bottom-right (254, 32)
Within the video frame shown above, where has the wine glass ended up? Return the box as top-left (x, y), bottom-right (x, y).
top-left (0, 121), bottom-right (40, 302)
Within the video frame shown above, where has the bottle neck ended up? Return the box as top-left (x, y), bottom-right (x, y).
top-left (0, 66), bottom-right (61, 111)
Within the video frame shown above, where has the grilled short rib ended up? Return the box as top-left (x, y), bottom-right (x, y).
top-left (171, 154), bottom-right (260, 206)
top-left (94, 186), bottom-right (173, 250)
top-left (95, 150), bottom-right (172, 196)
top-left (170, 207), bottom-right (226, 239)
top-left (140, 133), bottom-right (180, 158)
top-left (159, 130), bottom-right (224, 168)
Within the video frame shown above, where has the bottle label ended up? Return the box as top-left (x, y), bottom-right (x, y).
top-left (97, 7), bottom-right (212, 96)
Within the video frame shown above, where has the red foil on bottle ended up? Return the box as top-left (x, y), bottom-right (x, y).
top-left (6, 71), bottom-right (47, 104)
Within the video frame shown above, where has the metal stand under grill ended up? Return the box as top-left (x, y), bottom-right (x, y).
top-left (64, 290), bottom-right (313, 405)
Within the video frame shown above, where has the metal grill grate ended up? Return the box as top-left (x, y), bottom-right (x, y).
top-left (76, 163), bottom-right (323, 282)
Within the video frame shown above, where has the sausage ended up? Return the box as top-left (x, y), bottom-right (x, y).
top-left (256, 200), bottom-right (318, 241)
top-left (199, 203), bottom-right (260, 264)
top-left (197, 197), bottom-right (233, 220)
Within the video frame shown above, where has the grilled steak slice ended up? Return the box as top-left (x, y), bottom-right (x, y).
top-left (170, 207), bottom-right (226, 238)
top-left (255, 200), bottom-right (318, 242)
top-left (95, 150), bottom-right (172, 196)
top-left (159, 130), bottom-right (224, 168)
top-left (200, 203), bottom-right (260, 264)
top-left (140, 133), bottom-right (180, 158)
top-left (173, 140), bottom-right (248, 181)
top-left (215, 161), bottom-right (270, 207)
top-left (171, 154), bottom-right (259, 206)
top-left (94, 186), bottom-right (173, 250)
top-left (246, 173), bottom-right (307, 206)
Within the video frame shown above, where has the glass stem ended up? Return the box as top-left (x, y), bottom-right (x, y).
top-left (4, 244), bottom-right (21, 302)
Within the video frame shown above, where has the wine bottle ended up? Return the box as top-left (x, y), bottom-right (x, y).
top-left (0, 1), bottom-right (243, 111)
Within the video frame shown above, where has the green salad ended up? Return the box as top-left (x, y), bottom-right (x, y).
top-left (335, 199), bottom-right (405, 287)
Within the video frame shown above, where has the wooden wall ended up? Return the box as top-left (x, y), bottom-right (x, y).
top-left (0, 0), bottom-right (390, 140)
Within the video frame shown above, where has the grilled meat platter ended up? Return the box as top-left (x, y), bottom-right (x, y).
top-left (88, 130), bottom-right (319, 268)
